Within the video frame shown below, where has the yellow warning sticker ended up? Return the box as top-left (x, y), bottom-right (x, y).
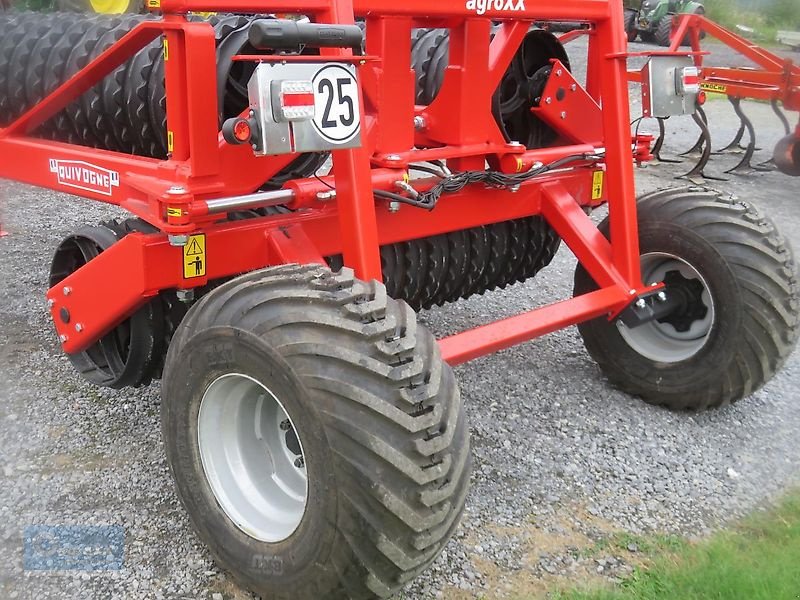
top-left (167, 207), bottom-right (183, 218)
top-left (591, 171), bottom-right (604, 200)
top-left (183, 234), bottom-right (206, 279)
top-left (147, 0), bottom-right (160, 7)
top-left (700, 82), bottom-right (727, 94)
top-left (167, 131), bottom-right (174, 153)
top-left (162, 38), bottom-right (169, 61)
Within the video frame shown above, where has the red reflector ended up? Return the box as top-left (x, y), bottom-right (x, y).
top-left (683, 74), bottom-right (699, 85)
top-left (233, 119), bottom-right (251, 142)
top-left (697, 91), bottom-right (707, 105)
top-left (282, 92), bottom-right (315, 108)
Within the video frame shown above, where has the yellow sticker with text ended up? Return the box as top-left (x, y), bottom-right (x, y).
top-left (147, 0), bottom-right (160, 7)
top-left (167, 131), bottom-right (174, 153)
top-left (700, 82), bottom-right (727, 94)
top-left (183, 234), bottom-right (206, 279)
top-left (163, 38), bottom-right (169, 61)
top-left (167, 207), bottom-right (183, 218)
top-left (591, 171), bottom-right (604, 200)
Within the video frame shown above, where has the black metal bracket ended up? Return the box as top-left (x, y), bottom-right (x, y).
top-left (616, 287), bottom-right (682, 328)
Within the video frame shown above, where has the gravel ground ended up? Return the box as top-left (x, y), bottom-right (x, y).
top-left (1, 36), bottom-right (799, 600)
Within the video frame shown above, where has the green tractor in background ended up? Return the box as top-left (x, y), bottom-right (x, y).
top-left (625, 0), bottom-right (706, 46)
top-left (56, 0), bottom-right (139, 12)
top-left (55, 0), bottom-right (139, 12)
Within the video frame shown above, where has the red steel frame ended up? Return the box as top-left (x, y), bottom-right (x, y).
top-left (671, 14), bottom-right (800, 112)
top-left (625, 14), bottom-right (800, 114)
top-left (0, 0), bottom-right (656, 364)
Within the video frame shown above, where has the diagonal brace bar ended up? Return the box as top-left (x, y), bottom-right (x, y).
top-left (438, 285), bottom-right (630, 366)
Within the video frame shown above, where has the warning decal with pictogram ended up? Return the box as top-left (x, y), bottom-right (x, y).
top-left (183, 234), bottom-right (206, 279)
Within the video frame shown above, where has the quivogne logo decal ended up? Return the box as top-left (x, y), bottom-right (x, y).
top-left (49, 159), bottom-right (120, 197)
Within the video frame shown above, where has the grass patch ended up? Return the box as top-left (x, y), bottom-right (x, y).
top-left (699, 0), bottom-right (798, 46)
top-left (555, 490), bottom-right (800, 600)
top-left (705, 0), bottom-right (799, 27)
top-left (580, 532), bottom-right (687, 559)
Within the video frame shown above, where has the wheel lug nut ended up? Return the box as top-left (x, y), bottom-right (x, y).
top-left (280, 419), bottom-right (291, 431)
top-left (294, 457), bottom-right (305, 469)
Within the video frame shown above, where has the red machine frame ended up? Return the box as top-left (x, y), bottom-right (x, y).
top-left (0, 0), bottom-right (657, 365)
top-left (670, 14), bottom-right (800, 113)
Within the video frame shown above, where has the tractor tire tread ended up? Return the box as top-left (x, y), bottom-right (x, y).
top-left (165, 264), bottom-right (470, 599)
top-left (577, 187), bottom-right (799, 410)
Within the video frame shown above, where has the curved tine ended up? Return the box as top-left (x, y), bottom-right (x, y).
top-left (756, 100), bottom-right (791, 170)
top-left (714, 97), bottom-right (747, 154)
top-left (651, 117), bottom-right (683, 164)
top-left (772, 98), bottom-right (792, 135)
top-left (679, 105), bottom-right (708, 157)
top-left (725, 100), bottom-right (771, 174)
top-left (678, 109), bottom-right (727, 184)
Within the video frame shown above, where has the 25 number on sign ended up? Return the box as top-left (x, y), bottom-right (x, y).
top-left (312, 65), bottom-right (361, 144)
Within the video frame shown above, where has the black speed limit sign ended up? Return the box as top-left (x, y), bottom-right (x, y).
top-left (312, 64), bottom-right (361, 144)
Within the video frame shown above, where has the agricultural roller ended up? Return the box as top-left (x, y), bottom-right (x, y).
top-left (0, 1), bottom-right (798, 598)
top-left (627, 12), bottom-right (800, 181)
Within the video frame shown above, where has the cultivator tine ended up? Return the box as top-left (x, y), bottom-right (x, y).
top-left (679, 105), bottom-right (709, 159)
top-left (650, 118), bottom-right (683, 164)
top-left (724, 99), bottom-right (772, 176)
top-left (678, 107), bottom-right (727, 184)
top-left (771, 98), bottom-right (792, 136)
top-left (755, 100), bottom-right (792, 171)
top-left (714, 97), bottom-right (748, 154)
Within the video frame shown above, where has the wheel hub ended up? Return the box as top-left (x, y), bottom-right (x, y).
top-left (281, 419), bottom-right (303, 457)
top-left (198, 373), bottom-right (308, 543)
top-left (656, 269), bottom-right (708, 333)
top-left (617, 252), bottom-right (715, 363)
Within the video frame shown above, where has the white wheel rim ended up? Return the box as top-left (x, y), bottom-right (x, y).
top-left (198, 373), bottom-right (308, 542)
top-left (616, 252), bottom-right (715, 363)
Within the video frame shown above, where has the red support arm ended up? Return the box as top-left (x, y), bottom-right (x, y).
top-left (439, 285), bottom-right (630, 365)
